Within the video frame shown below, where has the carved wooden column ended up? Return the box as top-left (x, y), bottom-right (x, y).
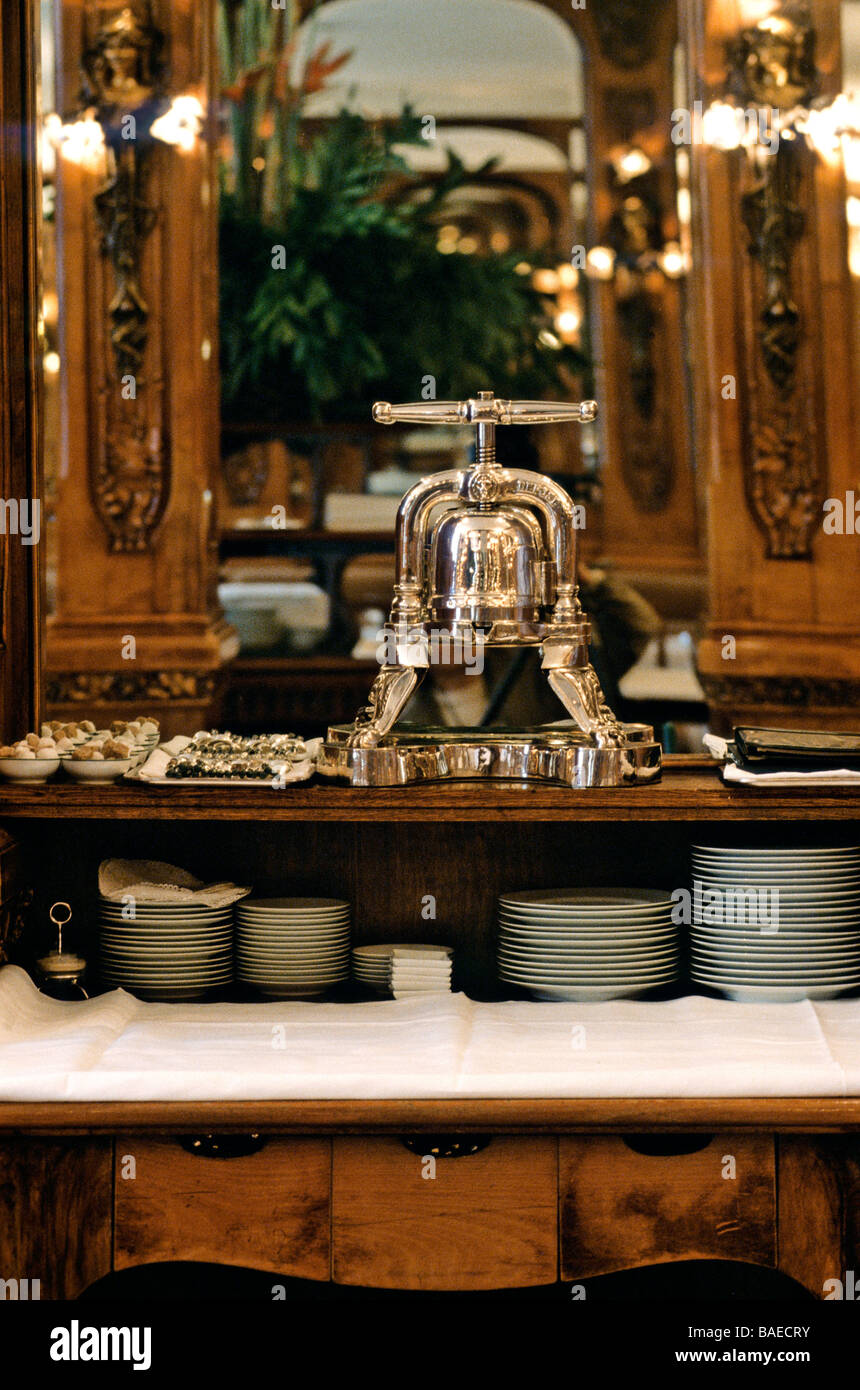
top-left (684, 0), bottom-right (860, 732)
top-left (545, 0), bottom-right (703, 617)
top-left (0, 0), bottom-right (42, 740)
top-left (47, 0), bottom-right (236, 738)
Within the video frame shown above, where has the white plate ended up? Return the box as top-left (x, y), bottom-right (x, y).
top-left (100, 944), bottom-right (233, 956)
top-left (499, 966), bottom-right (678, 983)
top-left (236, 923), bottom-right (350, 934)
top-left (498, 916), bottom-right (674, 932)
top-left (691, 949), bottom-right (860, 966)
top-left (236, 950), bottom-right (348, 964)
top-left (497, 909), bottom-right (675, 925)
top-left (238, 897), bottom-right (349, 911)
top-left (693, 908), bottom-right (860, 924)
top-left (692, 852), bottom-right (860, 865)
top-left (693, 883), bottom-right (860, 898)
top-left (691, 973), bottom-right (860, 984)
top-left (236, 918), bottom-right (350, 928)
top-left (498, 946), bottom-right (679, 965)
top-left (500, 889), bottom-right (673, 908)
top-left (100, 928), bottom-right (232, 939)
top-left (100, 920), bottom-right (233, 932)
top-left (237, 934), bottom-right (350, 946)
top-left (692, 946), bottom-right (860, 966)
top-left (692, 921), bottom-right (860, 937)
top-left (691, 880), bottom-right (860, 895)
top-left (692, 966), bottom-right (860, 983)
top-left (101, 971), bottom-right (234, 985)
top-left (236, 906), bottom-right (350, 917)
top-left (498, 906), bottom-right (674, 921)
top-left (700, 983), bottom-right (860, 1002)
top-left (692, 935), bottom-right (860, 953)
top-left (692, 846), bottom-right (860, 858)
top-left (237, 971), bottom-right (348, 985)
top-left (499, 927), bottom-right (678, 941)
top-left (518, 982), bottom-right (673, 1002)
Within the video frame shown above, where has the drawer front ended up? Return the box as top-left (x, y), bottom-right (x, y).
top-left (560, 1133), bottom-right (776, 1281)
top-left (332, 1136), bottom-right (558, 1290)
top-left (114, 1137), bottom-right (331, 1280)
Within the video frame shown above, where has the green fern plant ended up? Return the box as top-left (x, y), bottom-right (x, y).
top-left (218, 5), bottom-right (585, 422)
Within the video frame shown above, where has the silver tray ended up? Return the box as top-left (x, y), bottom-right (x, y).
top-left (318, 723), bottom-right (661, 788)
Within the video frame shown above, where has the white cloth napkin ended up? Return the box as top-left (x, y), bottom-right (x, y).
top-left (98, 859), bottom-right (250, 909)
top-left (2, 965), bottom-right (860, 1101)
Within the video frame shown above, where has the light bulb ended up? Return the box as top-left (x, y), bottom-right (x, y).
top-left (150, 95), bottom-right (205, 151)
top-left (585, 246), bottom-right (615, 280)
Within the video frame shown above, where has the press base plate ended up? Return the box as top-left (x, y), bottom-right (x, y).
top-left (318, 723), bottom-right (661, 788)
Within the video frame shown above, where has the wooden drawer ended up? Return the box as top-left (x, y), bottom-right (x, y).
top-left (559, 1133), bottom-right (776, 1281)
top-left (114, 1136), bottom-right (331, 1279)
top-left (332, 1136), bottom-right (558, 1290)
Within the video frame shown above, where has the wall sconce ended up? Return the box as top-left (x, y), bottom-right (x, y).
top-left (701, 13), bottom-right (857, 387)
top-left (48, 3), bottom-right (204, 382)
top-left (699, 9), bottom-right (857, 559)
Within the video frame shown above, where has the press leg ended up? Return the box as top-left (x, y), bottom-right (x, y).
top-left (348, 664), bottom-right (426, 748)
top-left (542, 645), bottom-right (625, 748)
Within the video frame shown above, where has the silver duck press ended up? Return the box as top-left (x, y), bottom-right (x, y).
top-left (318, 392), bottom-right (661, 787)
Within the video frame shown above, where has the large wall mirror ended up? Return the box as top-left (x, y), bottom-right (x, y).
top-left (27, 0), bottom-right (860, 748)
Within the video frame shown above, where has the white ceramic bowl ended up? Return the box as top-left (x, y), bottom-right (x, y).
top-left (63, 757), bottom-right (134, 783)
top-left (0, 755), bottom-right (60, 784)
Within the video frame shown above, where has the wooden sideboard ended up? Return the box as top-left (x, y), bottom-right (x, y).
top-left (0, 759), bottom-right (859, 1298)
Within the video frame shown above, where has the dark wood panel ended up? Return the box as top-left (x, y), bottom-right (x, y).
top-left (560, 1134), bottom-right (775, 1281)
top-left (332, 1136), bottom-right (557, 1289)
top-left (114, 1136), bottom-right (330, 1280)
top-left (777, 1136), bottom-right (847, 1298)
top-left (0, 1138), bottom-right (111, 1298)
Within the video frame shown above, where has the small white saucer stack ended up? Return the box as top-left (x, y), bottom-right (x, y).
top-left (352, 943), bottom-right (453, 997)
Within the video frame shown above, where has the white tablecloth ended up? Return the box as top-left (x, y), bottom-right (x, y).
top-left (0, 964), bottom-right (858, 1101)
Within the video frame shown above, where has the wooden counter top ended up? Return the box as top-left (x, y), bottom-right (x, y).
top-left (0, 757), bottom-right (856, 821)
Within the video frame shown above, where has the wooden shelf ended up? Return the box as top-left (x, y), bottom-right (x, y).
top-left (4, 1095), bottom-right (860, 1134)
top-left (0, 758), bottom-right (856, 821)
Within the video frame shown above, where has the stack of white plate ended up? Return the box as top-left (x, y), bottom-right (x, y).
top-left (498, 889), bottom-right (679, 1001)
top-left (691, 845), bottom-right (860, 1002)
top-left (99, 897), bottom-right (233, 1001)
top-left (352, 943), bottom-right (453, 997)
top-left (236, 897), bottom-right (350, 998)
